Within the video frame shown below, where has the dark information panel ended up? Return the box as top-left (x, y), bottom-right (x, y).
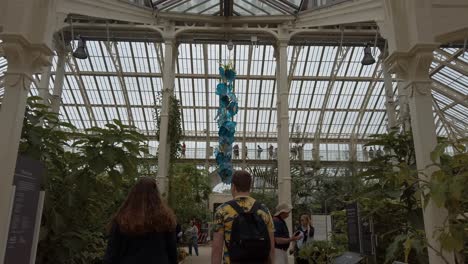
top-left (4, 156), bottom-right (44, 264)
top-left (346, 202), bottom-right (361, 253)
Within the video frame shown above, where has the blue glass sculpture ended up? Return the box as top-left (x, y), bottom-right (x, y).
top-left (215, 63), bottom-right (238, 183)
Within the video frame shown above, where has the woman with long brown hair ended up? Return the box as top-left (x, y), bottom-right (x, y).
top-left (103, 177), bottom-right (177, 264)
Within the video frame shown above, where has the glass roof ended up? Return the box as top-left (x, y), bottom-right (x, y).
top-left (151, 0), bottom-right (303, 16)
top-left (0, 41), bottom-right (467, 153)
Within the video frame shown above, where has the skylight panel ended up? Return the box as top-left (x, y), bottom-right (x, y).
top-left (349, 94), bottom-right (363, 109)
top-left (92, 107), bottom-right (107, 121)
top-left (299, 93), bottom-right (312, 108)
top-left (458, 51), bottom-right (468, 64)
top-left (326, 94), bottom-right (338, 108)
top-left (311, 94), bottom-right (324, 108)
top-left (315, 81), bottom-right (328, 95)
top-left (75, 56), bottom-right (93, 72)
top-left (65, 78), bottom-right (85, 104)
top-left (86, 89), bottom-right (102, 105)
top-left (117, 107), bottom-right (129, 123)
top-left (104, 107), bottom-right (119, 121)
top-left (90, 56), bottom-right (106, 72)
top-left (144, 108), bottom-right (155, 129)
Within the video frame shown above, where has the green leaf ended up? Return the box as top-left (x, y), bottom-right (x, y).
top-left (403, 237), bottom-right (412, 263)
top-left (429, 182), bottom-right (448, 207)
top-left (439, 231), bottom-right (464, 251)
top-left (108, 169), bottom-right (122, 187)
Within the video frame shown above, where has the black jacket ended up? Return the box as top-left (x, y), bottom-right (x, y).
top-left (103, 223), bottom-right (178, 264)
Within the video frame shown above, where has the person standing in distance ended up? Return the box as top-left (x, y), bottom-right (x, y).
top-left (186, 220), bottom-right (199, 256)
top-left (273, 203), bottom-right (302, 264)
top-left (211, 170), bottom-right (275, 264)
top-left (292, 214), bottom-right (315, 264)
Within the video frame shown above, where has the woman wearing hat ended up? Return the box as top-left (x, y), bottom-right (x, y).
top-left (273, 203), bottom-right (302, 264)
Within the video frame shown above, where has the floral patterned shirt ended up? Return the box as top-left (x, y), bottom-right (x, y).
top-left (213, 196), bottom-right (274, 264)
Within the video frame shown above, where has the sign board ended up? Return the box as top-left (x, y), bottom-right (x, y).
top-left (311, 214), bottom-right (332, 241)
top-left (4, 156), bottom-right (44, 264)
top-left (346, 202), bottom-right (361, 253)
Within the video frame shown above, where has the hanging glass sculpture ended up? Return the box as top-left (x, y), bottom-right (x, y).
top-left (215, 63), bottom-right (238, 183)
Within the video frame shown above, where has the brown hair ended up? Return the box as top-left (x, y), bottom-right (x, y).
top-left (232, 170), bottom-right (252, 192)
top-left (112, 177), bottom-right (176, 235)
top-left (300, 214), bottom-right (311, 225)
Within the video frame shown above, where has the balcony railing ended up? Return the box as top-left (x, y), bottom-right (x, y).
top-left (173, 148), bottom-right (372, 162)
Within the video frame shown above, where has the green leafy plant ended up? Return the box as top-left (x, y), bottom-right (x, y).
top-left (355, 132), bottom-right (429, 263)
top-left (170, 164), bottom-right (212, 226)
top-left (20, 97), bottom-right (149, 264)
top-left (298, 240), bottom-right (344, 264)
top-left (424, 139), bottom-right (468, 263)
top-left (330, 210), bottom-right (348, 250)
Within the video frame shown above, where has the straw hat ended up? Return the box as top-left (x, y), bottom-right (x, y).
top-left (274, 203), bottom-right (293, 216)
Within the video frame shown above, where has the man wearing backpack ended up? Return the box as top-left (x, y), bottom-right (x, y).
top-left (212, 170), bottom-right (275, 264)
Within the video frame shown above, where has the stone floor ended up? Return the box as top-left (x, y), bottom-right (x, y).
top-left (183, 245), bottom-right (211, 264)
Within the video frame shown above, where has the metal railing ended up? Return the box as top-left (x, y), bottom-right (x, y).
top-left (177, 148), bottom-right (371, 162)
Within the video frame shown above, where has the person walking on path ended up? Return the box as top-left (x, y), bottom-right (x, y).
top-left (268, 145), bottom-right (274, 160)
top-left (211, 170), bottom-right (275, 264)
top-left (369, 147), bottom-right (375, 159)
top-left (187, 220), bottom-right (199, 256)
top-left (103, 177), bottom-right (177, 264)
top-left (233, 144), bottom-right (239, 159)
top-left (257, 145), bottom-right (263, 159)
top-left (181, 142), bottom-right (186, 158)
top-left (273, 203), bottom-right (302, 264)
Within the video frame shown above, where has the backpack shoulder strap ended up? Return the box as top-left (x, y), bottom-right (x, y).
top-left (249, 201), bottom-right (261, 214)
top-left (226, 200), bottom-right (245, 215)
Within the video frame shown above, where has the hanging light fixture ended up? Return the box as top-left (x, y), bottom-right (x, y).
top-left (227, 39), bottom-right (234, 51)
top-left (73, 36), bottom-right (88, 60)
top-left (361, 43), bottom-right (376, 65)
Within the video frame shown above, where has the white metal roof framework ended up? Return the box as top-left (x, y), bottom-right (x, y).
top-left (0, 0), bottom-right (467, 162)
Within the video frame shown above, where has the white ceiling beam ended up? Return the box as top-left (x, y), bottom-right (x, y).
top-left (295, 0), bottom-right (384, 28)
top-left (53, 71), bottom-right (389, 82)
top-left (351, 56), bottom-right (383, 139)
top-left (59, 0), bottom-right (155, 25)
top-left (66, 56), bottom-right (98, 127)
top-left (430, 48), bottom-right (464, 76)
top-left (104, 42), bottom-right (135, 126)
top-left (314, 46), bottom-right (351, 141)
top-left (432, 81), bottom-right (468, 108)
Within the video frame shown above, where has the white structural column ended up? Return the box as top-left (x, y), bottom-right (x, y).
top-left (51, 49), bottom-right (67, 114)
top-left (0, 34), bottom-right (52, 261)
top-left (38, 64), bottom-right (52, 104)
top-left (382, 61), bottom-right (397, 131)
top-left (387, 45), bottom-right (455, 264)
top-left (276, 38), bottom-right (292, 232)
top-left (156, 31), bottom-right (176, 197)
top-left (397, 82), bottom-right (411, 132)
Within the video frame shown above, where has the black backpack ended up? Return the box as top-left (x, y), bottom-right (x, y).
top-left (226, 200), bottom-right (271, 263)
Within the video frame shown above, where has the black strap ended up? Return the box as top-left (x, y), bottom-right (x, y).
top-left (249, 201), bottom-right (261, 214)
top-left (226, 200), bottom-right (245, 215)
top-left (227, 200), bottom-right (261, 215)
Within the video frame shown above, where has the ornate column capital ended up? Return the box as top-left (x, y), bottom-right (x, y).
top-left (385, 43), bottom-right (438, 98)
top-left (1, 34), bottom-right (53, 73)
top-left (385, 43), bottom-right (438, 79)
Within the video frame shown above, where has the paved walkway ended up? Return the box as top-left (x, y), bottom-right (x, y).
top-left (183, 246), bottom-right (211, 264)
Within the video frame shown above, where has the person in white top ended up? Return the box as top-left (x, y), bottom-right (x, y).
top-left (186, 220), bottom-right (199, 256)
top-left (292, 214), bottom-right (315, 264)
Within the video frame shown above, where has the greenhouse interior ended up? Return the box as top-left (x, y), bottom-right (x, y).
top-left (0, 0), bottom-right (467, 263)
